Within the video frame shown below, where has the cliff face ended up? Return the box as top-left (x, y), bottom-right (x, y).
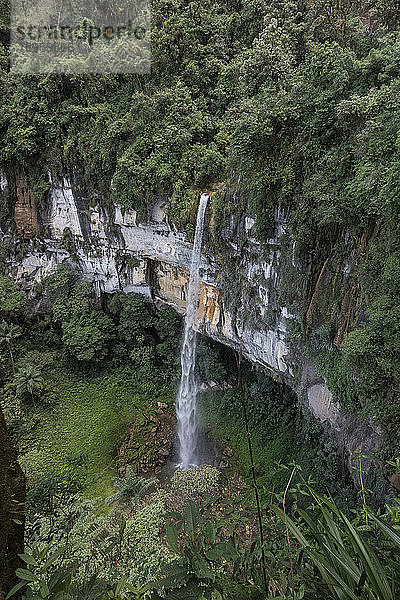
top-left (1, 173), bottom-right (382, 472)
top-left (5, 175), bottom-right (292, 372)
top-left (14, 171), bottom-right (39, 238)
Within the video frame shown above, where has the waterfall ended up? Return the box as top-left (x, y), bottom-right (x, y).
top-left (176, 193), bottom-right (209, 469)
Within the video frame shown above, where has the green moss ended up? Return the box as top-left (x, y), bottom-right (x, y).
top-left (20, 362), bottom-right (174, 499)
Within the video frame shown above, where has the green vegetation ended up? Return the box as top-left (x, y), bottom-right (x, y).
top-left (8, 466), bottom-right (400, 600)
top-left (109, 469), bottom-right (158, 506)
top-left (0, 1), bottom-right (397, 229)
top-left (200, 385), bottom-right (296, 492)
top-left (0, 270), bottom-right (398, 598)
top-left (0, 0), bottom-right (399, 456)
top-left (0, 276), bottom-right (25, 314)
top-left (171, 465), bottom-right (220, 500)
top-left (0, 320), bottom-right (21, 375)
top-left (23, 491), bottom-right (173, 592)
top-left (20, 365), bottom-right (172, 498)
top-left (198, 369), bottom-right (358, 504)
top-left (0, 267), bottom-right (180, 501)
top-left (2, 1), bottom-right (400, 598)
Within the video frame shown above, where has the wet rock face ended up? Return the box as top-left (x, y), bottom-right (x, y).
top-left (307, 384), bottom-right (339, 425)
top-left (14, 171), bottom-right (39, 238)
top-left (1, 174), bottom-right (384, 476)
top-left (6, 175), bottom-right (293, 376)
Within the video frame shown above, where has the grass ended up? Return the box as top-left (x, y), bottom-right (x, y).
top-left (20, 358), bottom-right (174, 499)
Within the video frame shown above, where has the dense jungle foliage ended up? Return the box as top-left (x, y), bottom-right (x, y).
top-left (0, 265), bottom-right (399, 599)
top-left (1, 0), bottom-right (400, 598)
top-left (1, 0), bottom-right (400, 447)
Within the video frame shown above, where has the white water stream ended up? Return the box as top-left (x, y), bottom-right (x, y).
top-left (176, 193), bottom-right (209, 469)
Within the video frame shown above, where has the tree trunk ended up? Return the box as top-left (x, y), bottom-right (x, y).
top-left (0, 406), bottom-right (25, 599)
top-left (8, 342), bottom-right (15, 376)
top-left (30, 389), bottom-right (36, 410)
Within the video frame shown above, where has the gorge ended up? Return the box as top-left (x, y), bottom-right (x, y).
top-left (0, 172), bottom-right (384, 485)
top-left (2, 2), bottom-right (400, 595)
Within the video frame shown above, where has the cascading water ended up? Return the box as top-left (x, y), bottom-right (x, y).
top-left (176, 193), bottom-right (209, 469)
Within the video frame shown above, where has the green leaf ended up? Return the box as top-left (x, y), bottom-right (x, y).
top-left (102, 539), bottom-right (118, 555)
top-left (205, 549), bottom-right (222, 561)
top-left (39, 582), bottom-right (50, 598)
top-left (43, 545), bottom-right (68, 568)
top-left (341, 512), bottom-right (392, 600)
top-left (159, 567), bottom-right (188, 591)
top-left (193, 556), bottom-right (215, 581)
top-left (166, 523), bottom-right (180, 554)
top-left (163, 576), bottom-right (204, 599)
top-left (5, 580), bottom-right (27, 599)
top-left (169, 511), bottom-right (183, 521)
top-left (306, 549), bottom-right (360, 600)
top-left (203, 520), bottom-right (216, 545)
top-left (184, 501), bottom-right (201, 534)
top-left (15, 568), bottom-right (37, 582)
top-left (369, 512), bottom-right (400, 548)
top-left (18, 553), bottom-right (38, 567)
top-left (115, 575), bottom-right (128, 596)
top-left (49, 569), bottom-right (72, 594)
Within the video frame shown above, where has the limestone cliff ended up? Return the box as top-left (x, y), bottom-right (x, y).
top-left (14, 170), bottom-right (39, 238)
top-left (0, 173), bottom-right (382, 476)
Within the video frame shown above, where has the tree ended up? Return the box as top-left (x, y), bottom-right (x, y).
top-left (108, 292), bottom-right (155, 348)
top-left (14, 365), bottom-right (44, 408)
top-left (0, 276), bottom-right (25, 315)
top-left (62, 308), bottom-right (116, 362)
top-left (46, 266), bottom-right (117, 363)
top-left (0, 321), bottom-right (21, 376)
top-left (45, 265), bottom-right (92, 323)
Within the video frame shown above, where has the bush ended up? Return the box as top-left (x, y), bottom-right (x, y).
top-left (171, 465), bottom-right (220, 501)
top-left (25, 491), bottom-right (173, 589)
top-left (27, 453), bottom-right (89, 514)
top-left (0, 276), bottom-right (25, 314)
top-left (109, 467), bottom-right (158, 505)
top-left (62, 308), bottom-right (116, 363)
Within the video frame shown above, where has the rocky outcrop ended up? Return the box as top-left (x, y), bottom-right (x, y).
top-left (117, 400), bottom-right (175, 475)
top-left (154, 263), bottom-right (189, 311)
top-left (5, 176), bottom-right (292, 375)
top-left (14, 171), bottom-right (39, 238)
top-left (307, 384), bottom-right (339, 424)
top-left (1, 175), bottom-right (384, 478)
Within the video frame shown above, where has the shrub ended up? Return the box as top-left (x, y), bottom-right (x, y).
top-left (25, 492), bottom-right (173, 588)
top-left (171, 465), bottom-right (220, 504)
top-left (61, 308), bottom-right (116, 363)
top-left (109, 467), bottom-right (158, 505)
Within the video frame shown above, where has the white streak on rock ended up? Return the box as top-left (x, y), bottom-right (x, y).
top-left (48, 179), bottom-right (83, 238)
